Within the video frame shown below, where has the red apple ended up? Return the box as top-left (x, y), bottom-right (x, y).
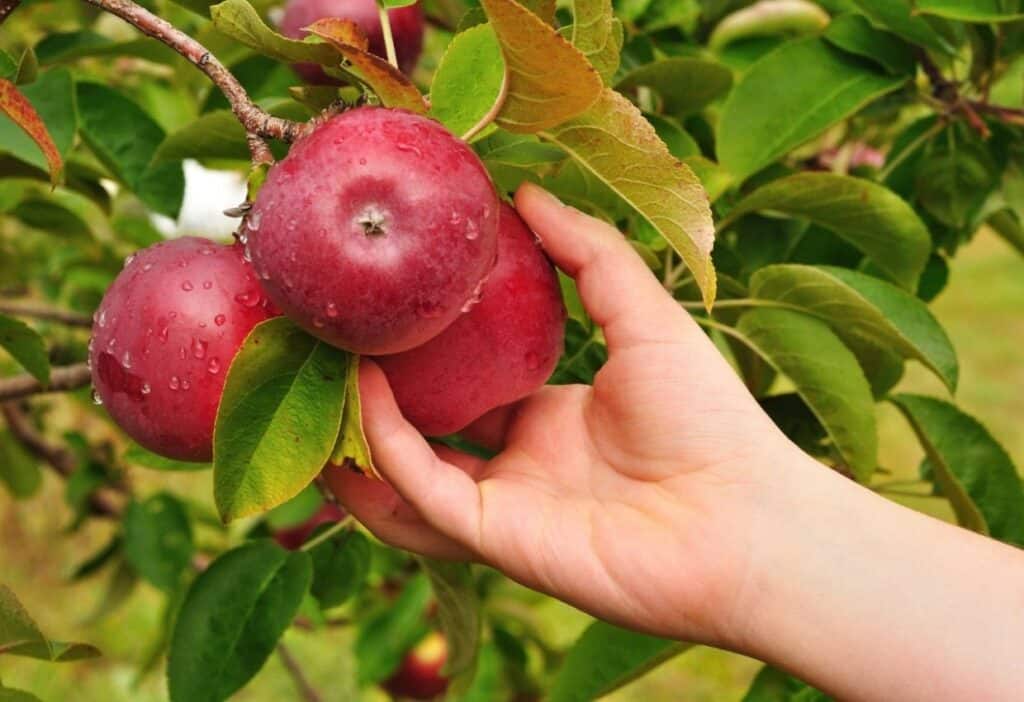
top-left (273, 502), bottom-right (348, 550)
top-left (374, 202), bottom-right (566, 436)
top-left (247, 107), bottom-right (500, 355)
top-left (280, 0), bottom-right (425, 83)
top-left (90, 237), bottom-right (277, 461)
top-left (383, 632), bottom-right (449, 700)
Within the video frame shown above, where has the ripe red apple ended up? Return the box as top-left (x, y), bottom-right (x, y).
top-left (273, 502), bottom-right (347, 550)
top-left (90, 237), bottom-right (277, 461)
top-left (374, 203), bottom-right (566, 436)
top-left (383, 632), bottom-right (449, 700)
top-left (247, 107), bottom-right (500, 355)
top-left (280, 0), bottom-right (425, 83)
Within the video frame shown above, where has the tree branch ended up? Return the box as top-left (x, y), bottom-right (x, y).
top-left (277, 643), bottom-right (324, 702)
top-left (0, 300), bottom-right (92, 327)
top-left (1, 402), bottom-right (123, 517)
top-left (80, 0), bottom-right (306, 143)
top-left (0, 0), bottom-right (21, 25)
top-left (0, 363), bottom-right (92, 402)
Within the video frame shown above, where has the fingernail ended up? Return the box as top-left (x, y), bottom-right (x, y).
top-left (522, 182), bottom-right (564, 208)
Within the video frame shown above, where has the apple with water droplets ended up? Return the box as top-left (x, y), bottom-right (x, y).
top-left (90, 237), bottom-right (277, 462)
top-left (247, 107), bottom-right (500, 355)
top-left (280, 0), bottom-right (424, 83)
top-left (375, 203), bottom-right (566, 436)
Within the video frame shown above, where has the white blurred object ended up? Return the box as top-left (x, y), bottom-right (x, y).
top-left (151, 160), bottom-right (248, 240)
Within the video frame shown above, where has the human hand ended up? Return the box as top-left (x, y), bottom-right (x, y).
top-left (326, 182), bottom-right (799, 647)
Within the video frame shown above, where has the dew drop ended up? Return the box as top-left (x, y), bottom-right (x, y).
top-left (242, 245), bottom-right (252, 263)
top-left (235, 290), bottom-right (262, 308)
top-left (169, 375), bottom-right (180, 390)
top-left (169, 312), bottom-right (178, 319)
top-left (525, 352), bottom-right (541, 371)
top-left (142, 263), bottom-right (153, 272)
top-left (91, 389), bottom-right (103, 405)
top-left (214, 314), bottom-right (226, 327)
top-left (287, 220), bottom-right (297, 232)
top-left (396, 141), bottom-right (422, 157)
top-left (358, 157), bottom-right (367, 165)
top-left (121, 351), bottom-right (132, 369)
top-left (106, 337), bottom-right (117, 352)
top-left (207, 358), bottom-right (221, 375)
top-left (88, 337), bottom-right (95, 354)
top-left (181, 280), bottom-right (194, 291)
top-left (200, 246), bottom-right (215, 255)
top-left (247, 210), bottom-right (263, 231)
top-left (325, 302), bottom-right (339, 318)
top-left (179, 346), bottom-right (187, 360)
top-left (202, 280), bottom-right (213, 290)
top-left (97, 310), bottom-right (107, 328)
top-left (449, 211), bottom-right (462, 226)
top-left (192, 338), bottom-right (208, 360)
top-left (141, 382), bottom-right (151, 395)
top-left (312, 317), bottom-right (326, 328)
top-left (158, 326), bottom-right (169, 342)
top-left (465, 220), bottom-right (479, 241)
top-left (124, 253), bottom-right (136, 267)
top-left (181, 378), bottom-right (191, 391)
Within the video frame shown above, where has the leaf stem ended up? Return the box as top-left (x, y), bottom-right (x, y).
top-left (80, 0), bottom-right (305, 144)
top-left (299, 514), bottom-right (354, 552)
top-left (377, 3), bottom-right (399, 70)
top-left (0, 299), bottom-right (92, 327)
top-left (680, 298), bottom-right (805, 313)
top-left (277, 643), bottom-right (324, 702)
top-left (0, 362), bottom-right (91, 402)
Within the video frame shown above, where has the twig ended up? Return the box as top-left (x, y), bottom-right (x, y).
top-left (0, 0), bottom-right (21, 25)
top-left (0, 363), bottom-right (92, 402)
top-left (277, 643), bottom-right (324, 702)
top-left (377, 4), bottom-right (399, 70)
top-left (246, 133), bottom-right (275, 166)
top-left (80, 0), bottom-right (306, 143)
top-left (970, 101), bottom-right (1024, 128)
top-left (0, 300), bottom-right (92, 327)
top-left (1, 402), bottom-right (122, 517)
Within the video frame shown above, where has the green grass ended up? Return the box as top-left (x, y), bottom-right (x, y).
top-left (1, 231), bottom-right (1021, 701)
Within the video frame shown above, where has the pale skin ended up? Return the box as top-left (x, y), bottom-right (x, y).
top-left (327, 182), bottom-right (1024, 701)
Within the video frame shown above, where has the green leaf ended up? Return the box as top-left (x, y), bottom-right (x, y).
top-left (479, 0), bottom-right (603, 132)
top-left (645, 114), bottom-right (699, 159)
top-left (429, 24), bottom-right (506, 139)
top-left (0, 431), bottom-right (41, 499)
top-left (735, 308), bottom-right (878, 480)
top-left (0, 683), bottom-right (43, 702)
top-left (616, 57), bottom-right (733, 115)
top-left (726, 173), bottom-right (930, 290)
top-left (329, 355), bottom-right (377, 478)
top-left (540, 88), bottom-right (716, 306)
top-left (308, 528), bottom-right (371, 608)
top-left (0, 69), bottom-right (76, 176)
top-left (823, 13), bottom-right (916, 75)
top-left (210, 0), bottom-right (340, 65)
top-left (569, 0), bottom-right (623, 83)
top-left (451, 642), bottom-right (502, 702)
top-left (167, 541), bottom-right (312, 702)
top-left (355, 574), bottom-right (432, 684)
top-left (35, 31), bottom-right (180, 65)
top-left (988, 209), bottom-right (1024, 256)
top-left (76, 82), bottom-right (184, 218)
top-left (214, 318), bottom-right (349, 522)
top-left (123, 442), bottom-right (211, 472)
top-left (741, 665), bottom-right (826, 701)
top-left (0, 585), bottom-right (100, 662)
top-left (124, 493), bottom-right (195, 593)
top-left (0, 51), bottom-right (15, 80)
top-left (417, 558), bottom-right (480, 678)
top-left (718, 38), bottom-right (904, 182)
top-left (265, 484), bottom-right (324, 529)
top-left (154, 110), bottom-right (251, 164)
top-left (890, 395), bottom-right (1024, 545)
top-left (0, 314), bottom-right (49, 384)
top-left (849, 0), bottom-right (954, 53)
top-left (708, 0), bottom-right (830, 51)
top-left (549, 620), bottom-right (689, 702)
top-left (915, 0), bottom-right (1024, 22)
top-left (750, 265), bottom-right (957, 391)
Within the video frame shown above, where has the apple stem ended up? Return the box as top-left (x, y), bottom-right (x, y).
top-left (300, 514), bottom-right (355, 552)
top-left (378, 3), bottom-right (400, 70)
top-left (80, 0), bottom-right (307, 147)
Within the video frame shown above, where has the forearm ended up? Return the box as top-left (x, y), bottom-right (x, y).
top-left (738, 452), bottom-right (1024, 701)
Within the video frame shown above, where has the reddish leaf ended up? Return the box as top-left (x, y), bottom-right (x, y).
top-left (0, 78), bottom-right (62, 185)
top-left (304, 17), bottom-right (369, 52)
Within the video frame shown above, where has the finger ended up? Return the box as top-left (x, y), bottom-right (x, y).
top-left (358, 359), bottom-right (486, 553)
top-left (323, 465), bottom-right (473, 560)
top-left (514, 182), bottom-right (699, 351)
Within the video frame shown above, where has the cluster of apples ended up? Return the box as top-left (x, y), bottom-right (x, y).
top-left (89, 0), bottom-right (567, 464)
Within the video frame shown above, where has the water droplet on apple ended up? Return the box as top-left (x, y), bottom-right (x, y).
top-left (97, 310), bottom-right (107, 328)
top-left (465, 220), bottom-right (479, 241)
top-left (235, 290), bottom-right (262, 308)
top-left (141, 382), bottom-right (151, 395)
top-left (214, 314), bottom-right (226, 326)
top-left (312, 317), bottom-right (326, 328)
top-left (202, 280), bottom-right (213, 290)
top-left (525, 352), bottom-right (541, 371)
top-left (124, 253), bottom-right (136, 267)
top-left (143, 263), bottom-right (153, 272)
top-left (158, 326), bottom-right (169, 342)
top-left (169, 375), bottom-right (180, 390)
top-left (325, 302), bottom-right (339, 318)
top-left (192, 338), bottom-right (208, 360)
top-left (91, 389), bottom-right (103, 405)
top-left (181, 280), bottom-right (194, 291)
top-left (207, 358), bottom-right (221, 375)
top-left (122, 351), bottom-right (132, 369)
top-left (181, 378), bottom-right (191, 391)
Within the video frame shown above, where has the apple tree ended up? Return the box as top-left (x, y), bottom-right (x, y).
top-left (1, 0), bottom-right (1023, 700)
